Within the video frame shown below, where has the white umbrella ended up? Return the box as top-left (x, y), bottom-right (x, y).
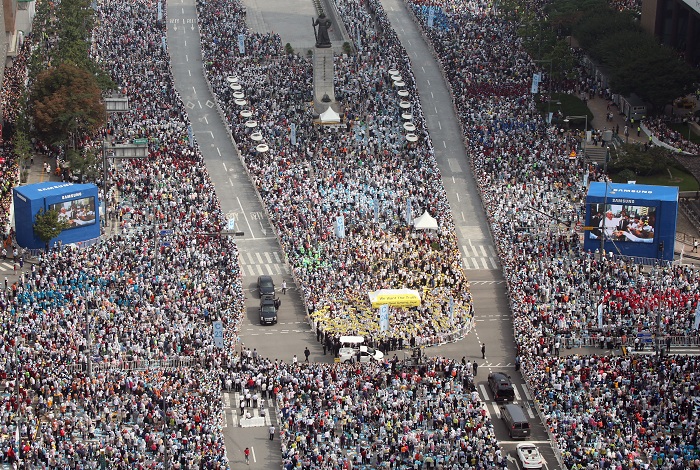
top-left (226, 75), bottom-right (239, 83)
top-left (406, 133), bottom-right (418, 142)
top-left (233, 92), bottom-right (245, 99)
top-left (245, 120), bottom-right (258, 128)
top-left (256, 144), bottom-right (269, 153)
top-left (240, 110), bottom-right (253, 118)
top-left (399, 101), bottom-right (411, 109)
top-left (250, 132), bottom-right (263, 141)
top-left (398, 90), bottom-right (409, 97)
top-left (403, 122), bottom-right (416, 132)
top-left (235, 99), bottom-right (247, 106)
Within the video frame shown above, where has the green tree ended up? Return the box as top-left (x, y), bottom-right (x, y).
top-left (33, 208), bottom-right (71, 252)
top-left (13, 128), bottom-right (32, 183)
top-left (607, 144), bottom-right (672, 176)
top-left (30, 62), bottom-right (106, 147)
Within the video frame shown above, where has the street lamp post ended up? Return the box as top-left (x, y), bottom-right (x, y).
top-left (102, 141), bottom-right (150, 224)
top-left (102, 95), bottom-right (129, 226)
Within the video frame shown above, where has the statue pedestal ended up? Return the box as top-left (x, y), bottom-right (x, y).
top-left (313, 47), bottom-right (339, 121)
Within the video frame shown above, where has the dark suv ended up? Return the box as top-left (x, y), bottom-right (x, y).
top-left (257, 275), bottom-right (275, 299)
top-left (488, 372), bottom-right (515, 403)
top-left (259, 298), bottom-right (278, 325)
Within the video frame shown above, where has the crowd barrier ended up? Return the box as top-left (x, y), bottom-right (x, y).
top-left (65, 356), bottom-right (203, 374)
top-left (563, 334), bottom-right (700, 349)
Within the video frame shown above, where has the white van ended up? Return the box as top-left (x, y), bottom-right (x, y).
top-left (338, 336), bottom-right (384, 363)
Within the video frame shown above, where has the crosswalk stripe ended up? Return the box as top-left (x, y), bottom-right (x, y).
top-left (525, 405), bottom-right (535, 419)
top-left (513, 386), bottom-right (521, 402)
top-left (223, 392), bottom-right (275, 428)
top-left (265, 265), bottom-right (274, 275)
top-left (264, 253), bottom-right (272, 263)
top-left (479, 384), bottom-right (490, 402)
top-left (479, 245), bottom-right (487, 257)
top-left (273, 252), bottom-right (281, 263)
top-left (246, 265), bottom-right (255, 276)
top-left (490, 257), bottom-right (499, 269)
top-left (256, 265), bottom-right (264, 275)
top-left (246, 252), bottom-right (255, 264)
top-left (255, 253), bottom-right (264, 264)
top-left (480, 258), bottom-right (488, 269)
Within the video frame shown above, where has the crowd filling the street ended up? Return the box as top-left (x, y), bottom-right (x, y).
top-left (0, 0), bottom-right (697, 468)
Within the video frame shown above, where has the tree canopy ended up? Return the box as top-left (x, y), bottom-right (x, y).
top-left (30, 62), bottom-right (106, 147)
top-left (514, 0), bottom-right (700, 113)
top-left (33, 208), bottom-right (71, 252)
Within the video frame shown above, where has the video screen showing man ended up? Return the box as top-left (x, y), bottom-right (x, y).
top-left (49, 197), bottom-right (97, 229)
top-left (588, 204), bottom-right (655, 243)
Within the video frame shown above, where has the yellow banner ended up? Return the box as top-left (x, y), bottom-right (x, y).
top-left (368, 289), bottom-right (421, 309)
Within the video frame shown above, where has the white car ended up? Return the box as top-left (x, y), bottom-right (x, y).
top-left (516, 443), bottom-right (544, 469)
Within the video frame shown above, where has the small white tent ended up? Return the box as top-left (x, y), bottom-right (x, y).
top-left (319, 106), bottom-right (341, 124)
top-left (413, 211), bottom-right (438, 230)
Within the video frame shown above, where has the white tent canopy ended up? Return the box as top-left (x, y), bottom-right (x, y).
top-left (319, 106), bottom-right (341, 124)
top-left (413, 211), bottom-right (438, 230)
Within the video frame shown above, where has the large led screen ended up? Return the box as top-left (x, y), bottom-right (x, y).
top-left (587, 203), bottom-right (656, 243)
top-left (49, 196), bottom-right (97, 229)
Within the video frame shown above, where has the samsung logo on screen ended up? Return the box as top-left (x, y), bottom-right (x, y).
top-left (37, 183), bottom-right (72, 192)
top-left (609, 188), bottom-right (652, 194)
top-left (61, 192), bottom-right (83, 200)
top-left (16, 193), bottom-right (27, 202)
top-left (611, 198), bottom-right (635, 204)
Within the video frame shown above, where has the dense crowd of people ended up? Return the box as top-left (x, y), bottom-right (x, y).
top-left (0, 0), bottom-right (698, 467)
top-left (408, 0), bottom-right (700, 467)
top-left (197, 0), bottom-right (474, 347)
top-left (227, 351), bottom-right (505, 470)
top-left (644, 116), bottom-right (700, 156)
top-left (0, 0), bottom-right (243, 466)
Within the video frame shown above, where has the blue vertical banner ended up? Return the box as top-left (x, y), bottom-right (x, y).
top-left (597, 303), bottom-right (604, 329)
top-left (238, 33), bottom-right (246, 54)
top-left (405, 198), bottom-right (412, 225)
top-left (379, 304), bottom-right (389, 332)
top-left (531, 73), bottom-right (541, 94)
top-left (157, 1), bottom-right (163, 21)
top-left (336, 215), bottom-right (345, 238)
top-left (373, 198), bottom-right (379, 224)
top-left (694, 302), bottom-right (700, 330)
top-left (356, 29), bottom-right (362, 52)
top-left (427, 6), bottom-right (435, 28)
top-left (212, 321), bottom-right (224, 349)
top-left (448, 296), bottom-right (454, 321)
top-left (162, 36), bottom-right (167, 52)
top-left (187, 125), bottom-right (194, 148)
top-left (290, 123), bottom-right (297, 145)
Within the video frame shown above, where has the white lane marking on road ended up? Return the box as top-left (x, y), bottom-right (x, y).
top-left (222, 162), bottom-right (227, 171)
top-left (237, 197), bottom-right (255, 239)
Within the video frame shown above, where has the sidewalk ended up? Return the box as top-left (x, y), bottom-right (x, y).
top-left (586, 94), bottom-right (648, 145)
